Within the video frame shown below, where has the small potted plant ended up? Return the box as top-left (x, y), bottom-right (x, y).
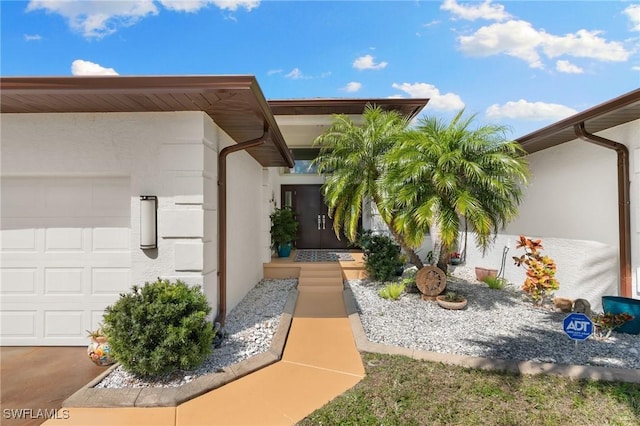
top-left (449, 252), bottom-right (462, 265)
top-left (270, 206), bottom-right (298, 258)
top-left (436, 290), bottom-right (468, 310)
top-left (86, 326), bottom-right (115, 366)
top-left (475, 266), bottom-right (497, 281)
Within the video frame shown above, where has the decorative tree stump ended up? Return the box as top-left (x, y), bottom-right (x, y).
top-left (416, 266), bottom-right (447, 300)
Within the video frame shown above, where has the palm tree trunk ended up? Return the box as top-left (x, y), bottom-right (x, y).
top-left (437, 247), bottom-right (449, 274)
top-left (370, 196), bottom-right (424, 269)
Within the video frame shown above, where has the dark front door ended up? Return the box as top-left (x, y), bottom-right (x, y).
top-left (281, 184), bottom-right (351, 249)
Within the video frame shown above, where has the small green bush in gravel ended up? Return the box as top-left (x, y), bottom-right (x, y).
top-left (103, 278), bottom-right (215, 377)
top-left (483, 276), bottom-right (507, 290)
top-left (378, 282), bottom-right (406, 300)
top-left (358, 231), bottom-right (403, 282)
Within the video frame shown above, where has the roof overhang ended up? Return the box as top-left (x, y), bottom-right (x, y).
top-left (268, 98), bottom-right (428, 119)
top-left (517, 89), bottom-right (640, 154)
top-left (268, 98), bottom-right (429, 147)
top-left (0, 75), bottom-right (295, 167)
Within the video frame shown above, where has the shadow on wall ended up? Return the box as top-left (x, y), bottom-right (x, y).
top-left (417, 233), bottom-right (618, 313)
top-left (467, 235), bottom-right (618, 313)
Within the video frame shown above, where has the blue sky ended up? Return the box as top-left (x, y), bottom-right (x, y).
top-left (1, 0), bottom-right (639, 137)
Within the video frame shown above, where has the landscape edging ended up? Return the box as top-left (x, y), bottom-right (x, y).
top-left (63, 288), bottom-right (298, 408)
top-left (342, 287), bottom-right (640, 384)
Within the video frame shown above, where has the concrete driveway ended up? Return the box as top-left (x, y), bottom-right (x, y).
top-left (1, 347), bottom-right (107, 426)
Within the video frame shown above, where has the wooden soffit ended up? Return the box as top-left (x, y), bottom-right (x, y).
top-left (0, 75), bottom-right (294, 167)
top-left (268, 98), bottom-right (428, 120)
top-left (517, 89), bottom-right (640, 154)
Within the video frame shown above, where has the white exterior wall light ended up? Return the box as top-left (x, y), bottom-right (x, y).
top-left (140, 195), bottom-right (157, 249)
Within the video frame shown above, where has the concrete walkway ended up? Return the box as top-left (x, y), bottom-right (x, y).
top-left (43, 262), bottom-right (364, 426)
top-left (39, 252), bottom-right (640, 425)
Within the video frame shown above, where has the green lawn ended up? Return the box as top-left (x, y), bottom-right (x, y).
top-left (299, 352), bottom-right (640, 426)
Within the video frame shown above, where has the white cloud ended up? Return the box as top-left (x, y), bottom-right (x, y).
top-left (27, 0), bottom-right (159, 38)
top-left (24, 34), bottom-right (42, 41)
top-left (624, 4), bottom-right (640, 32)
top-left (71, 59), bottom-right (119, 76)
top-left (542, 29), bottom-right (630, 62)
top-left (26, 0), bottom-right (259, 38)
top-left (391, 82), bottom-right (465, 111)
top-left (353, 54), bottom-right (388, 70)
top-left (458, 19), bottom-right (631, 68)
top-left (458, 20), bottom-right (545, 68)
top-left (422, 20), bottom-right (440, 28)
top-left (158, 0), bottom-right (259, 12)
top-left (285, 68), bottom-right (305, 79)
top-left (555, 60), bottom-right (583, 74)
top-left (441, 0), bottom-right (511, 22)
top-left (341, 82), bottom-right (362, 93)
top-left (485, 99), bottom-right (577, 121)
top-left (281, 68), bottom-right (329, 80)
top-left (633, 65), bottom-right (640, 71)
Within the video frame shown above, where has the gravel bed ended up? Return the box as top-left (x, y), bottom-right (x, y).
top-left (350, 266), bottom-right (640, 370)
top-left (96, 267), bottom-right (638, 388)
top-left (95, 278), bottom-right (296, 388)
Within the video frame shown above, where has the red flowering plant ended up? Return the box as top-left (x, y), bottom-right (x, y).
top-left (512, 236), bottom-right (559, 305)
top-left (591, 312), bottom-right (634, 340)
top-left (449, 251), bottom-right (461, 265)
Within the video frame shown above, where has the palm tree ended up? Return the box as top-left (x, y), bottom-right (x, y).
top-left (313, 105), bottom-right (425, 268)
top-left (384, 110), bottom-right (529, 271)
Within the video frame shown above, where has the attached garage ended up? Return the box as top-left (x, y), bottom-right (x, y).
top-left (1, 176), bottom-right (131, 345)
top-left (0, 75), bottom-right (295, 346)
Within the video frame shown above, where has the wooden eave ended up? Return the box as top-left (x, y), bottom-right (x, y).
top-left (517, 89), bottom-right (640, 154)
top-left (0, 75), bottom-right (295, 167)
top-left (268, 98), bottom-right (428, 120)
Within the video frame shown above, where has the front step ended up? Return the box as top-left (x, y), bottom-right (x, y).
top-left (298, 263), bottom-right (343, 290)
top-left (298, 278), bottom-right (344, 290)
top-left (299, 269), bottom-right (343, 279)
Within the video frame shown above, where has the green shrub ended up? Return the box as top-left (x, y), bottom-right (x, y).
top-left (378, 283), bottom-right (406, 300)
top-left (103, 278), bottom-right (215, 377)
top-left (358, 231), bottom-right (403, 281)
top-left (270, 207), bottom-right (298, 250)
top-left (483, 276), bottom-right (507, 290)
top-left (442, 290), bottom-right (465, 302)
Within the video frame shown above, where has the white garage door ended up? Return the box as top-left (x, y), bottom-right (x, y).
top-left (1, 177), bottom-right (131, 346)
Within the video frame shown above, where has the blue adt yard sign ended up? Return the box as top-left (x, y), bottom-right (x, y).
top-left (563, 313), bottom-right (593, 341)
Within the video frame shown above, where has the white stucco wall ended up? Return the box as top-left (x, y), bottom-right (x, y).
top-left (219, 131), bottom-right (270, 312)
top-left (457, 119), bottom-right (639, 311)
top-left (1, 112), bottom-right (230, 341)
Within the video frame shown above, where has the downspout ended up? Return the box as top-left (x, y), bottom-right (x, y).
top-left (215, 126), bottom-right (269, 326)
top-left (574, 122), bottom-right (632, 297)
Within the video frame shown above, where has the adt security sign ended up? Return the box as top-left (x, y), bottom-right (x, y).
top-left (563, 313), bottom-right (593, 341)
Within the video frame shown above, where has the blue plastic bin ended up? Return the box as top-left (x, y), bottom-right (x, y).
top-left (601, 296), bottom-right (640, 335)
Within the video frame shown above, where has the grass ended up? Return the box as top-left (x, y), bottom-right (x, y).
top-left (299, 352), bottom-right (640, 426)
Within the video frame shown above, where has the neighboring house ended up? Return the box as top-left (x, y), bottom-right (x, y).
top-left (462, 89), bottom-right (640, 312)
top-left (0, 75), bottom-right (426, 346)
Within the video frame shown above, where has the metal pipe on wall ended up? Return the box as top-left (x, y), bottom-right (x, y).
top-left (215, 128), bottom-right (269, 326)
top-left (574, 122), bottom-right (632, 298)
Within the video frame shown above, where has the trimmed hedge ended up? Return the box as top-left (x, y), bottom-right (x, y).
top-left (103, 278), bottom-right (215, 377)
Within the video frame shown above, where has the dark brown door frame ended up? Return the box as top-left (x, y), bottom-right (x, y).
top-left (281, 184), bottom-right (351, 249)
